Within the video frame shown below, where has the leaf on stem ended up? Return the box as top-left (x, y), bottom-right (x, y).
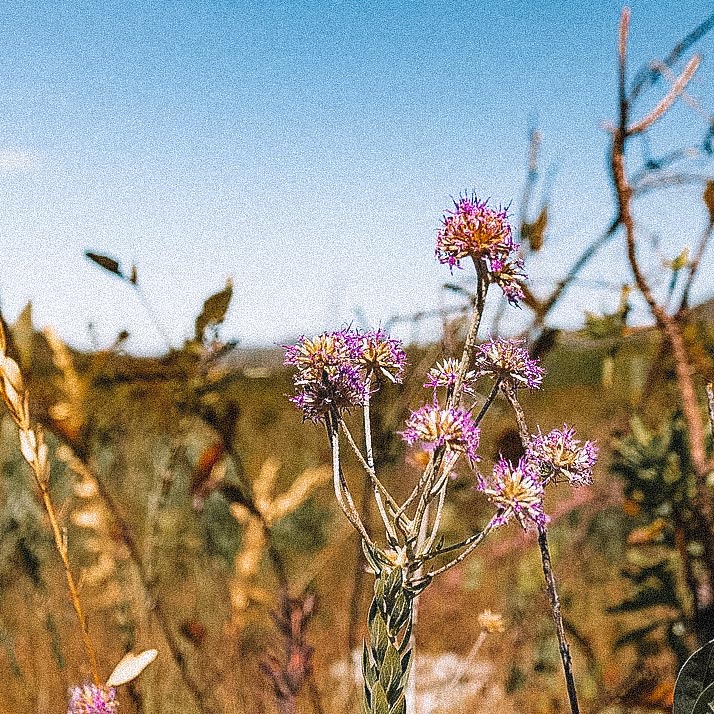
top-left (195, 278), bottom-right (233, 342)
top-left (106, 648), bottom-right (158, 687)
top-left (85, 252), bottom-right (124, 279)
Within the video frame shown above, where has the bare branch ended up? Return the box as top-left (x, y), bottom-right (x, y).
top-left (627, 55), bottom-right (701, 135)
top-left (629, 10), bottom-right (714, 102)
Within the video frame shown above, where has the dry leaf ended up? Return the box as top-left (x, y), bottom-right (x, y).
top-left (106, 648), bottom-right (158, 687)
top-left (85, 252), bottom-right (124, 279)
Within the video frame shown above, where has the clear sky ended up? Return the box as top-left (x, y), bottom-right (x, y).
top-left (1, 0), bottom-right (713, 353)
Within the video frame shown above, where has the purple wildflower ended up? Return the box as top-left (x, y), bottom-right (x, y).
top-left (436, 194), bottom-right (514, 270)
top-left (424, 358), bottom-right (477, 395)
top-left (527, 425), bottom-right (598, 487)
top-left (490, 256), bottom-right (527, 306)
top-left (401, 402), bottom-right (480, 463)
top-left (478, 457), bottom-right (547, 529)
top-left (473, 337), bottom-right (544, 390)
top-left (285, 331), bottom-right (367, 422)
top-left (67, 684), bottom-right (119, 714)
top-left (353, 329), bottom-right (407, 383)
top-left (435, 193), bottom-right (529, 306)
top-left (285, 328), bottom-right (407, 422)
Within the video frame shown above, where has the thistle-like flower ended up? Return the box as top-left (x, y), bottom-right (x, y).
top-left (435, 193), bottom-right (528, 306)
top-left (436, 194), bottom-right (514, 269)
top-left (67, 684), bottom-right (118, 714)
top-left (490, 256), bottom-right (527, 306)
top-left (285, 331), bottom-right (368, 422)
top-left (285, 328), bottom-right (407, 422)
top-left (424, 358), bottom-right (477, 395)
top-left (473, 337), bottom-right (544, 390)
top-left (353, 329), bottom-right (407, 383)
top-left (478, 457), bottom-right (546, 529)
top-left (528, 425), bottom-right (598, 487)
top-left (401, 402), bottom-right (480, 463)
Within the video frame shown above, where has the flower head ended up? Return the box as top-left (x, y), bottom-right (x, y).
top-left (424, 358), bottom-right (477, 395)
top-left (477, 609), bottom-right (506, 633)
top-left (353, 329), bottom-right (407, 383)
top-left (285, 331), bottom-right (367, 422)
top-left (285, 328), bottom-right (406, 422)
top-left (478, 457), bottom-right (547, 529)
top-left (436, 194), bottom-right (514, 269)
top-left (435, 193), bottom-right (529, 306)
top-left (473, 338), bottom-right (544, 390)
top-left (67, 684), bottom-right (118, 714)
top-left (490, 255), bottom-right (527, 306)
top-left (401, 403), bottom-right (480, 463)
top-left (528, 425), bottom-right (598, 487)
top-left (284, 331), bottom-right (357, 380)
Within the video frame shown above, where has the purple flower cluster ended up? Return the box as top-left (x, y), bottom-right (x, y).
top-left (423, 358), bottom-right (477, 396)
top-left (401, 402), bottom-right (480, 463)
top-left (473, 338), bottom-right (544, 390)
top-left (528, 425), bottom-right (598, 487)
top-left (435, 193), bottom-right (525, 304)
top-left (285, 329), bottom-right (406, 422)
top-left (354, 329), bottom-right (407, 383)
top-left (67, 684), bottom-right (118, 714)
top-left (478, 457), bottom-right (547, 530)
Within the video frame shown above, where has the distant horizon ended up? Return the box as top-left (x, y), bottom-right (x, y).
top-left (1, 0), bottom-right (713, 355)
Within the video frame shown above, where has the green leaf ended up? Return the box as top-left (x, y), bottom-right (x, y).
top-left (371, 682), bottom-right (389, 714)
top-left (194, 278), bottom-right (233, 342)
top-left (379, 643), bottom-right (401, 697)
top-left (674, 639), bottom-right (714, 714)
top-left (389, 692), bottom-right (406, 714)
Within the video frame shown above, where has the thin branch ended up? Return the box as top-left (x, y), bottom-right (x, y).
top-left (473, 378), bottom-right (502, 426)
top-left (418, 514), bottom-right (500, 582)
top-left (629, 10), bottom-right (714, 103)
top-left (537, 525), bottom-right (580, 714)
top-left (326, 414), bottom-right (377, 551)
top-left (627, 55), bottom-right (700, 135)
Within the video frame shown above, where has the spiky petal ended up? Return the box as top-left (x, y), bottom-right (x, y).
top-left (401, 402), bottom-right (480, 463)
top-left (353, 329), bottom-right (407, 383)
top-left (424, 358), bottom-right (477, 395)
top-left (478, 457), bottom-right (547, 529)
top-left (436, 194), bottom-right (514, 269)
top-left (284, 331), bottom-right (367, 422)
top-left (67, 684), bottom-right (119, 714)
top-left (473, 337), bottom-right (544, 390)
top-left (528, 425), bottom-right (598, 487)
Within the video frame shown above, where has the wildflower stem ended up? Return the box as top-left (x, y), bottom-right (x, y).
top-left (339, 419), bottom-right (403, 539)
top-left (28, 441), bottom-right (102, 686)
top-left (417, 514), bottom-right (501, 582)
top-left (0, 326), bottom-right (102, 686)
top-left (326, 413), bottom-right (377, 551)
top-left (537, 524), bottom-right (580, 714)
top-left (503, 384), bottom-right (531, 448)
top-left (452, 263), bottom-right (488, 405)
top-left (473, 377), bottom-right (502, 426)
top-left (707, 382), bottom-right (714, 437)
top-left (419, 480), bottom-right (448, 557)
top-left (418, 514), bottom-right (501, 564)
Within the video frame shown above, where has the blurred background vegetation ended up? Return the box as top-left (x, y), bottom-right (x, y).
top-left (2, 5), bottom-right (714, 714)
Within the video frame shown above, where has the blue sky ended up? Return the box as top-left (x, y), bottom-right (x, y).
top-left (0, 0), bottom-right (713, 353)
